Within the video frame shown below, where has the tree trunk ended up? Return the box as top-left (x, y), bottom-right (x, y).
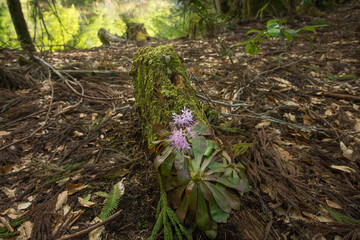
top-left (126, 23), bottom-right (149, 41)
top-left (129, 45), bottom-right (205, 147)
top-left (6, 0), bottom-right (36, 52)
top-left (97, 28), bottom-right (126, 45)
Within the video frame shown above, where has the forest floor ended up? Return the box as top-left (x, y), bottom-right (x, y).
top-left (0, 1), bottom-right (360, 240)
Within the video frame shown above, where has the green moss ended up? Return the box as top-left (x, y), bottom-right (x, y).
top-left (130, 45), bottom-right (206, 148)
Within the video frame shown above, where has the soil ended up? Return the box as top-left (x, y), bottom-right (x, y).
top-left (0, 1), bottom-right (359, 240)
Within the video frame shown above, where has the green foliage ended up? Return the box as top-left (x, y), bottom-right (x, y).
top-left (148, 175), bottom-right (192, 240)
top-left (0, 217), bottom-right (28, 238)
top-left (99, 184), bottom-right (122, 220)
top-left (232, 19), bottom-right (327, 56)
top-left (152, 121), bottom-right (250, 239)
top-left (323, 206), bottom-right (360, 224)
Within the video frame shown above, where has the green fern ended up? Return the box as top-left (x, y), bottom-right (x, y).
top-left (147, 173), bottom-right (192, 240)
top-left (99, 184), bottom-right (122, 220)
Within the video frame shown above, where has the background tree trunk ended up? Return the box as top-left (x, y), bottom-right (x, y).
top-left (6, 0), bottom-right (36, 51)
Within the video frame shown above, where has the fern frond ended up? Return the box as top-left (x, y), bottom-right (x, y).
top-left (99, 184), bottom-right (121, 220)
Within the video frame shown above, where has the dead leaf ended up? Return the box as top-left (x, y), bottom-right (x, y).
top-left (0, 131), bottom-right (10, 137)
top-left (325, 200), bottom-right (342, 209)
top-left (0, 216), bottom-right (14, 232)
top-left (0, 164), bottom-right (15, 174)
top-left (255, 121), bottom-right (271, 129)
top-left (17, 220), bottom-right (33, 240)
top-left (55, 191), bottom-right (68, 211)
top-left (73, 131), bottom-right (84, 137)
top-left (1, 187), bottom-right (16, 198)
top-left (66, 183), bottom-right (87, 195)
top-left (331, 165), bottom-right (356, 173)
top-left (78, 195), bottom-right (95, 208)
top-left (283, 113), bottom-right (296, 122)
top-left (303, 113), bottom-right (313, 125)
top-left (340, 142), bottom-right (354, 161)
top-left (17, 202), bottom-right (32, 210)
top-left (88, 217), bottom-right (105, 240)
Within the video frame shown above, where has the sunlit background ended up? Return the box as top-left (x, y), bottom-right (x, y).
top-left (0, 0), bottom-right (189, 51)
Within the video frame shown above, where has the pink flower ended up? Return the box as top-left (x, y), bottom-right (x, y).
top-left (169, 128), bottom-right (190, 153)
top-left (172, 107), bottom-right (194, 128)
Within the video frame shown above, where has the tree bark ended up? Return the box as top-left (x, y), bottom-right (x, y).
top-left (129, 45), bottom-right (206, 147)
top-left (6, 0), bottom-right (36, 52)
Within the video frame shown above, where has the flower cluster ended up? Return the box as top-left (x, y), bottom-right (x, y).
top-left (169, 107), bottom-right (195, 153)
top-left (172, 107), bottom-right (194, 128)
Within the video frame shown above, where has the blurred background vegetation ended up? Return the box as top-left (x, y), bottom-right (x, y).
top-left (0, 0), bottom-right (342, 51)
top-left (0, 0), bottom-right (190, 51)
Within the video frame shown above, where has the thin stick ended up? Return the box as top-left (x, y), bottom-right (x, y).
top-left (57, 209), bottom-right (123, 240)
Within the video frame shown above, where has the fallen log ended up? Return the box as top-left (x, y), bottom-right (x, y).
top-left (130, 45), bottom-right (250, 239)
top-left (97, 28), bottom-right (126, 45)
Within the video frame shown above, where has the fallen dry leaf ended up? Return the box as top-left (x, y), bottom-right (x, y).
top-left (66, 183), bottom-right (88, 195)
top-left (17, 202), bottom-right (32, 210)
top-left (55, 191), bottom-right (68, 211)
top-left (88, 217), bottom-right (105, 240)
top-left (325, 200), bottom-right (342, 209)
top-left (78, 195), bottom-right (95, 207)
top-left (330, 165), bottom-right (356, 173)
top-left (340, 142), bottom-right (354, 161)
top-left (17, 220), bottom-right (33, 240)
top-left (1, 187), bottom-right (16, 198)
top-left (255, 121), bottom-right (271, 129)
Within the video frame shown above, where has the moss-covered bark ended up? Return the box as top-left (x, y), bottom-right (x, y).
top-left (129, 45), bottom-right (206, 148)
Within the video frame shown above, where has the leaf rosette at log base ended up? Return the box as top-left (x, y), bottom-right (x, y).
top-left (151, 107), bottom-right (251, 239)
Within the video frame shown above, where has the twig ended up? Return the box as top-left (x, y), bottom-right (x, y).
top-left (225, 112), bottom-right (327, 134)
top-left (323, 92), bottom-right (360, 102)
top-left (57, 210), bottom-right (123, 240)
top-left (195, 93), bottom-right (253, 107)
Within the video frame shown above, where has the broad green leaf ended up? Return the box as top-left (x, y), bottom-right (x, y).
top-left (161, 153), bottom-right (175, 176)
top-left (205, 182), bottom-right (231, 213)
top-left (207, 162), bottom-right (227, 174)
top-left (212, 184), bottom-right (240, 210)
top-left (154, 146), bottom-right (174, 169)
top-left (297, 26), bottom-right (316, 33)
top-left (231, 38), bottom-right (252, 47)
top-left (199, 181), bottom-right (212, 201)
top-left (285, 29), bottom-right (297, 40)
top-left (201, 149), bottom-right (221, 173)
top-left (224, 167), bottom-right (232, 177)
top-left (196, 185), bottom-right (211, 230)
top-left (216, 176), bottom-right (250, 193)
top-left (177, 158), bottom-right (190, 184)
top-left (186, 181), bottom-right (195, 197)
top-left (188, 183), bottom-right (198, 215)
top-left (192, 136), bottom-right (207, 172)
top-left (204, 140), bottom-right (218, 157)
top-left (245, 43), bottom-right (260, 56)
top-left (174, 151), bottom-right (184, 170)
top-left (174, 184), bottom-right (187, 208)
top-left (176, 194), bottom-right (190, 223)
top-left (209, 200), bottom-right (229, 223)
top-left (268, 27), bottom-right (281, 37)
top-left (222, 151), bottom-right (232, 163)
top-left (247, 29), bottom-right (263, 34)
top-left (204, 221), bottom-right (218, 240)
top-left (192, 121), bottom-right (212, 135)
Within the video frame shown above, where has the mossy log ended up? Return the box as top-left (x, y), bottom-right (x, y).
top-left (129, 45), bottom-right (206, 147)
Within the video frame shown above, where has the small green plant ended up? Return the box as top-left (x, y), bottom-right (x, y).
top-left (151, 107), bottom-right (250, 239)
top-left (232, 19), bottom-right (327, 55)
top-left (99, 182), bottom-right (124, 220)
